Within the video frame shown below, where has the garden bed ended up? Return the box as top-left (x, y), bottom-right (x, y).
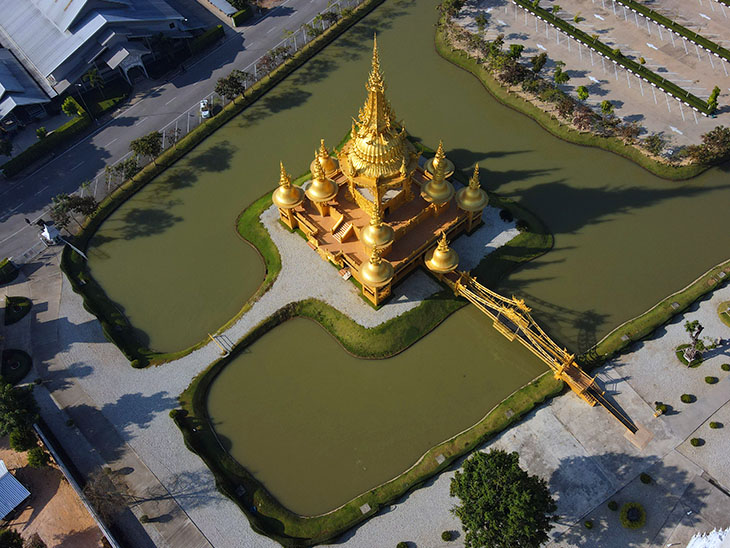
top-left (4, 296), bottom-right (32, 325)
top-left (1, 349), bottom-right (32, 385)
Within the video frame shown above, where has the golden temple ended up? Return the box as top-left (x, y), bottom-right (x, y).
top-left (272, 36), bottom-right (489, 305)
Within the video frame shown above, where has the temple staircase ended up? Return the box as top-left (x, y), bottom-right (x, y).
top-left (333, 221), bottom-right (353, 243)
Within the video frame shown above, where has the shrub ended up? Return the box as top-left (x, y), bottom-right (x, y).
top-left (232, 6), bottom-right (253, 26)
top-left (441, 530), bottom-right (454, 541)
top-left (608, 500), bottom-right (618, 511)
top-left (0, 258), bottom-right (18, 285)
top-left (515, 219), bottom-right (530, 232)
top-left (690, 437), bottom-right (703, 447)
top-left (709, 422), bottom-right (722, 429)
top-left (27, 447), bottom-right (50, 468)
top-left (655, 402), bottom-right (667, 414)
top-left (584, 520), bottom-right (593, 529)
top-left (705, 376), bottom-right (718, 384)
top-left (130, 359), bottom-right (146, 369)
top-left (680, 394), bottom-right (695, 404)
top-left (189, 25), bottom-right (224, 55)
top-left (499, 209), bottom-right (514, 222)
top-left (639, 473), bottom-right (652, 484)
top-left (140, 514), bottom-right (150, 523)
top-left (396, 543), bottom-right (408, 548)
top-left (9, 429), bottom-right (36, 452)
top-left (620, 502), bottom-right (646, 529)
top-left (721, 363), bottom-right (730, 372)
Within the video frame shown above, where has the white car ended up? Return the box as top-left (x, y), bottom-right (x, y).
top-left (200, 99), bottom-right (211, 119)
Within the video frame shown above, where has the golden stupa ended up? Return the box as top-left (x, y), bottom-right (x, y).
top-left (456, 164), bottom-right (489, 212)
top-left (424, 232), bottom-right (459, 273)
top-left (270, 36), bottom-right (490, 305)
top-left (424, 141), bottom-right (455, 179)
top-left (272, 162), bottom-right (304, 209)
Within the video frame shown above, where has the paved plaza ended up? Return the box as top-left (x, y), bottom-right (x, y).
top-left (456, 0), bottom-right (730, 147)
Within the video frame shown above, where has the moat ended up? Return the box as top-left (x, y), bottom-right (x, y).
top-left (84, 0), bottom-right (730, 516)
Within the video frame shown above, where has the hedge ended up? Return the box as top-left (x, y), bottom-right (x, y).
top-left (232, 6), bottom-right (253, 26)
top-left (190, 25), bottom-right (225, 55)
top-left (1, 115), bottom-right (91, 178)
top-left (60, 0), bottom-right (391, 366)
top-left (511, 0), bottom-right (714, 114)
top-left (0, 258), bottom-right (18, 285)
top-left (614, 0), bottom-right (730, 65)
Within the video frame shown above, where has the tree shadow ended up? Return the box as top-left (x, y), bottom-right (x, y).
top-left (117, 207), bottom-right (183, 240)
top-left (186, 141), bottom-right (236, 173)
top-left (13, 464), bottom-right (62, 530)
top-left (53, 527), bottom-right (102, 548)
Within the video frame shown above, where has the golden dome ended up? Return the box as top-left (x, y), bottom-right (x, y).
top-left (421, 141), bottom-right (454, 204)
top-left (425, 141), bottom-right (455, 179)
top-left (360, 247), bottom-right (394, 287)
top-left (341, 35), bottom-right (417, 182)
top-left (360, 209), bottom-right (394, 249)
top-left (311, 139), bottom-right (339, 177)
top-left (306, 152), bottom-right (338, 203)
top-left (272, 162), bottom-right (304, 209)
top-left (456, 165), bottom-right (489, 212)
top-left (424, 232), bottom-right (459, 273)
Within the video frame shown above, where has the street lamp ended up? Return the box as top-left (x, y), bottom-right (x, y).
top-left (75, 83), bottom-right (95, 122)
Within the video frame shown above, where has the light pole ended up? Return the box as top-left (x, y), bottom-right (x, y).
top-left (75, 83), bottom-right (95, 122)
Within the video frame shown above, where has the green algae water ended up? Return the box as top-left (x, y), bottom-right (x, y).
top-left (207, 311), bottom-right (546, 515)
top-left (87, 0), bottom-right (730, 516)
top-left (88, 0), bottom-right (730, 353)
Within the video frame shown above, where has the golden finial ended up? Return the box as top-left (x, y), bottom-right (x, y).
top-left (279, 161), bottom-right (292, 187)
top-left (318, 139), bottom-right (330, 159)
top-left (469, 164), bottom-right (480, 190)
top-left (311, 150), bottom-right (326, 181)
top-left (437, 231), bottom-right (449, 251)
top-left (370, 245), bottom-right (382, 265)
top-left (433, 141), bottom-right (445, 168)
top-left (368, 33), bottom-right (383, 89)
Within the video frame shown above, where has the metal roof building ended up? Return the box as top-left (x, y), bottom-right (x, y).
top-left (0, 49), bottom-right (50, 121)
top-left (0, 0), bottom-right (185, 98)
top-left (0, 460), bottom-right (30, 520)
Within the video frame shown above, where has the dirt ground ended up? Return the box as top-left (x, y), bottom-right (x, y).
top-left (0, 437), bottom-right (104, 548)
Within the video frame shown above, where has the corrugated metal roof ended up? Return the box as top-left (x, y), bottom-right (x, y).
top-left (0, 461), bottom-right (30, 520)
top-left (0, 0), bottom-right (183, 96)
top-left (0, 49), bottom-right (49, 120)
top-left (207, 0), bottom-right (237, 16)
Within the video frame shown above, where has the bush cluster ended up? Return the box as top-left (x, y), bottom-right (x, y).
top-left (620, 502), bottom-right (646, 529)
top-left (722, 363), bottom-right (730, 372)
top-left (396, 542), bottom-right (408, 548)
top-left (584, 520), bottom-right (593, 529)
top-left (690, 437), bottom-right (703, 447)
top-left (607, 500), bottom-right (618, 511)
top-left (705, 376), bottom-right (718, 384)
top-left (680, 394), bottom-right (695, 404)
top-left (639, 473), bottom-right (652, 484)
top-left (441, 530), bottom-right (454, 541)
top-left (709, 422), bottom-right (722, 429)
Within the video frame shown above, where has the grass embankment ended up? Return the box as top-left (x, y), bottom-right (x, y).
top-left (4, 296), bottom-right (32, 325)
top-left (59, 0), bottom-right (388, 367)
top-left (582, 261), bottom-right (730, 367)
top-left (718, 301), bottom-right (730, 329)
top-left (174, 158), bottom-right (557, 545)
top-left (434, 19), bottom-right (707, 181)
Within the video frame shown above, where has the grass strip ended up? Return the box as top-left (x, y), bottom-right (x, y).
top-left (511, 0), bottom-right (714, 114)
top-left (614, 0), bottom-right (730, 65)
top-left (435, 19), bottom-right (707, 180)
top-left (59, 0), bottom-right (388, 367)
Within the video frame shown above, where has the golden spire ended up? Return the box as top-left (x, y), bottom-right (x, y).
top-left (360, 245), bottom-right (394, 287)
top-left (425, 231), bottom-right (459, 273)
top-left (421, 140), bottom-right (455, 205)
top-left (272, 161), bottom-right (304, 209)
top-left (312, 138), bottom-right (338, 176)
top-left (306, 151), bottom-right (338, 203)
top-left (356, 34), bottom-right (397, 138)
top-left (456, 164), bottom-right (489, 212)
top-left (433, 141), bottom-right (445, 168)
top-left (425, 140), bottom-right (455, 178)
top-left (361, 203), bottom-right (394, 250)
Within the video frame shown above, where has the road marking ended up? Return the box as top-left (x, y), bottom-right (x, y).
top-left (536, 43), bottom-right (546, 50)
top-left (34, 185), bottom-right (49, 196)
top-left (134, 117), bottom-right (147, 126)
top-left (669, 126), bottom-right (683, 135)
top-left (647, 42), bottom-right (658, 50)
top-left (699, 13), bottom-right (711, 20)
top-left (589, 75), bottom-right (600, 83)
top-left (266, 27), bottom-right (276, 33)
top-left (165, 97), bottom-right (177, 105)
top-left (594, 13), bottom-right (605, 20)
top-left (497, 19), bottom-right (506, 25)
top-left (104, 138), bottom-right (118, 147)
top-left (70, 161), bottom-right (84, 171)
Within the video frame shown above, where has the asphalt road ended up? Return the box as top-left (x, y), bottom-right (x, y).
top-left (0, 0), bottom-right (333, 261)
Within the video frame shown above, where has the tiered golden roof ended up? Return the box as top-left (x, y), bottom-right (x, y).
top-left (421, 141), bottom-right (455, 204)
top-left (360, 206), bottom-right (394, 250)
top-left (272, 162), bottom-right (304, 209)
top-left (360, 246), bottom-right (394, 287)
top-left (338, 34), bottom-right (418, 214)
top-left (311, 139), bottom-right (338, 177)
top-left (456, 165), bottom-right (489, 212)
top-left (305, 152), bottom-right (338, 203)
top-left (425, 141), bottom-right (455, 179)
top-left (424, 232), bottom-right (459, 273)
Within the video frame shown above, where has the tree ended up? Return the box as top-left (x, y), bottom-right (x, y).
top-left (707, 85), bottom-right (720, 113)
top-left (600, 100), bottom-right (614, 115)
top-left (229, 0), bottom-right (248, 9)
top-left (26, 447), bottom-right (50, 468)
top-left (682, 320), bottom-right (705, 363)
top-left (576, 85), bottom-right (589, 101)
top-left (83, 68), bottom-right (105, 99)
top-left (574, 12), bottom-right (584, 23)
top-left (129, 131), bottom-right (163, 164)
top-left (0, 528), bottom-right (23, 548)
top-left (508, 44), bottom-right (524, 59)
top-left (617, 121), bottom-right (641, 143)
top-left (686, 125), bottom-right (730, 164)
top-left (61, 97), bottom-right (84, 118)
top-left (643, 133), bottom-right (665, 155)
top-left (215, 69), bottom-right (253, 101)
top-left (451, 450), bottom-right (557, 548)
top-left (638, 56), bottom-right (646, 65)
top-left (0, 139), bottom-right (12, 157)
top-left (35, 127), bottom-right (48, 140)
top-left (9, 428), bottom-right (36, 452)
top-left (556, 97), bottom-right (575, 119)
top-left (24, 533), bottom-right (47, 548)
top-left (530, 52), bottom-right (547, 73)
top-left (475, 12), bottom-right (488, 33)
top-left (50, 193), bottom-right (98, 230)
top-left (552, 4), bottom-right (561, 14)
top-left (573, 106), bottom-right (594, 130)
top-left (0, 382), bottom-right (38, 437)
top-left (83, 470), bottom-right (128, 523)
top-left (554, 63), bottom-right (570, 84)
